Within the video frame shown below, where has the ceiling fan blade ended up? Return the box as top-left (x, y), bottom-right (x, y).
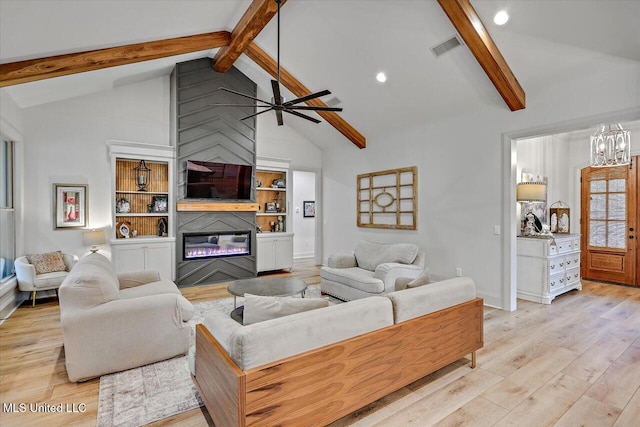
top-left (211, 103), bottom-right (273, 108)
top-left (283, 109), bottom-right (321, 124)
top-left (276, 109), bottom-right (284, 126)
top-left (283, 89), bottom-right (331, 106)
top-left (288, 106), bottom-right (343, 112)
top-left (271, 80), bottom-right (283, 105)
top-left (240, 107), bottom-right (274, 121)
top-left (219, 87), bottom-right (271, 104)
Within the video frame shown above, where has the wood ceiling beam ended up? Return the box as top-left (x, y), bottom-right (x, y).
top-left (213, 0), bottom-right (286, 73)
top-left (245, 42), bottom-right (367, 149)
top-left (0, 31), bottom-right (231, 87)
top-left (437, 0), bottom-right (525, 111)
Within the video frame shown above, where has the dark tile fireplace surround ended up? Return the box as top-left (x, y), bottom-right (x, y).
top-left (172, 58), bottom-right (258, 287)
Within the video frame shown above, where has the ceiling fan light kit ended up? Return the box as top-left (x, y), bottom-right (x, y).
top-left (214, 0), bottom-right (342, 126)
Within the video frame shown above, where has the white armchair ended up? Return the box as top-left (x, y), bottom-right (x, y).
top-left (15, 252), bottom-right (78, 306)
top-left (321, 241), bottom-right (425, 301)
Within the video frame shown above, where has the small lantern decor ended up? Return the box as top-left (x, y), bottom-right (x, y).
top-left (550, 201), bottom-right (570, 234)
top-left (133, 160), bottom-right (151, 191)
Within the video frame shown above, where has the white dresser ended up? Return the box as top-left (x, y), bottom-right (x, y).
top-left (517, 234), bottom-right (582, 304)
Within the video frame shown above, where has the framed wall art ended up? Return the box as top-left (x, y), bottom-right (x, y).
top-left (357, 166), bottom-right (417, 230)
top-left (54, 184), bottom-right (88, 229)
top-left (303, 201), bottom-right (316, 218)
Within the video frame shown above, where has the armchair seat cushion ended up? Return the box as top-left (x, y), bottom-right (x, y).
top-left (119, 280), bottom-right (182, 299)
top-left (33, 271), bottom-right (69, 289)
top-left (320, 267), bottom-right (384, 293)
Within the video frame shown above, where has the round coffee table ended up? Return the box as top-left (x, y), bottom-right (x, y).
top-left (227, 277), bottom-right (308, 322)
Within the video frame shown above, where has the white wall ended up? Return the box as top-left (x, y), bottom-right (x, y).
top-left (517, 135), bottom-right (572, 232)
top-left (21, 76), bottom-right (171, 257)
top-left (322, 54), bottom-right (639, 309)
top-left (16, 75), bottom-right (319, 259)
top-left (292, 170), bottom-right (316, 258)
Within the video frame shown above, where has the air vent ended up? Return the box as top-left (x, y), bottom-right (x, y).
top-left (430, 35), bottom-right (463, 57)
top-left (325, 97), bottom-right (342, 107)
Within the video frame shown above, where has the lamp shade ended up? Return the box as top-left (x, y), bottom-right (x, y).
top-left (516, 182), bottom-right (547, 203)
top-left (83, 229), bottom-right (106, 252)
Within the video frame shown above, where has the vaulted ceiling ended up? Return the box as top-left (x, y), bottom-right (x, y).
top-left (1, 0), bottom-right (638, 149)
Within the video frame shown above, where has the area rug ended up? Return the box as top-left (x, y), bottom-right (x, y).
top-left (97, 284), bottom-right (327, 427)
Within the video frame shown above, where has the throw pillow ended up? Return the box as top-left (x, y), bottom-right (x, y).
top-left (243, 294), bottom-right (329, 325)
top-left (26, 251), bottom-right (67, 275)
top-left (406, 268), bottom-right (431, 288)
top-left (354, 241), bottom-right (419, 271)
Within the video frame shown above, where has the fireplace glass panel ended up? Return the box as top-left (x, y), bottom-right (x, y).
top-left (183, 231), bottom-right (250, 260)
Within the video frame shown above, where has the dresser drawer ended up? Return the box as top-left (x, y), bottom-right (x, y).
top-left (571, 238), bottom-right (581, 251)
top-left (549, 272), bottom-right (565, 291)
top-left (549, 257), bottom-right (564, 274)
top-left (566, 267), bottom-right (581, 284)
top-left (564, 254), bottom-right (580, 269)
top-left (556, 239), bottom-right (573, 254)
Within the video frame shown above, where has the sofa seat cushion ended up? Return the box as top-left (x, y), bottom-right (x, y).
top-left (354, 241), bottom-right (419, 271)
top-left (203, 296), bottom-right (394, 370)
top-left (119, 280), bottom-right (181, 299)
top-left (320, 266), bottom-right (384, 293)
top-left (33, 271), bottom-right (69, 289)
top-left (386, 277), bottom-right (476, 323)
top-left (59, 253), bottom-right (120, 311)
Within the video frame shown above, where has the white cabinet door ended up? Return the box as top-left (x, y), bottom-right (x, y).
top-left (256, 237), bottom-right (277, 272)
top-left (113, 244), bottom-right (146, 274)
top-left (112, 240), bottom-right (174, 280)
top-left (145, 243), bottom-right (173, 280)
top-left (274, 238), bottom-right (293, 270)
top-left (256, 233), bottom-right (293, 272)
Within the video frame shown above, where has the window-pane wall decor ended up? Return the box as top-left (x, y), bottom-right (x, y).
top-left (357, 166), bottom-right (417, 230)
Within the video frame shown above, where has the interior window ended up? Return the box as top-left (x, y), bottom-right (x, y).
top-left (0, 139), bottom-right (15, 280)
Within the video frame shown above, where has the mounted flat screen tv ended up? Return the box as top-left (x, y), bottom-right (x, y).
top-left (186, 160), bottom-right (252, 200)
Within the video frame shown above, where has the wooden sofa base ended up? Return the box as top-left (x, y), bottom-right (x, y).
top-left (193, 297), bottom-right (484, 427)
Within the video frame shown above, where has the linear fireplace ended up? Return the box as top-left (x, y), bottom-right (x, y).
top-left (183, 231), bottom-right (251, 261)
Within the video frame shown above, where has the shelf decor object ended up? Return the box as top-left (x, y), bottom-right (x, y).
top-left (590, 123), bottom-right (631, 167)
top-left (133, 159), bottom-right (151, 191)
top-left (53, 183), bottom-right (88, 229)
top-left (549, 201), bottom-right (570, 234)
top-left (357, 166), bottom-right (417, 230)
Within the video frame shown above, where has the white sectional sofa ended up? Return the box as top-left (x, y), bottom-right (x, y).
top-left (320, 240), bottom-right (425, 300)
top-left (193, 276), bottom-right (483, 427)
top-left (59, 253), bottom-right (194, 382)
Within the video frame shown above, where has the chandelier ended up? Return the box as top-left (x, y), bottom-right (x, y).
top-left (590, 124), bottom-right (631, 167)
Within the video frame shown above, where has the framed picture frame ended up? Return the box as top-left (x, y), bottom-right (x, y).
top-left (150, 195), bottom-right (168, 213)
top-left (303, 201), bottom-right (316, 218)
top-left (54, 184), bottom-right (88, 229)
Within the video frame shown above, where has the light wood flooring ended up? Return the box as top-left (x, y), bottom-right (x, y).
top-left (1, 259), bottom-right (638, 426)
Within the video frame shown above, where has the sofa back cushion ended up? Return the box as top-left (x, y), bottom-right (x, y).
top-left (243, 294), bottom-right (329, 325)
top-left (203, 296), bottom-right (394, 370)
top-left (59, 253), bottom-right (120, 311)
top-left (354, 241), bottom-right (419, 271)
top-left (386, 277), bottom-right (476, 323)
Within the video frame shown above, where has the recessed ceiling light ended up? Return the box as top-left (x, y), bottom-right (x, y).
top-left (376, 72), bottom-right (387, 83)
top-left (493, 10), bottom-right (509, 25)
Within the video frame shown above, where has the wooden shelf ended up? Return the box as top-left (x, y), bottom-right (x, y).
top-left (256, 187), bottom-right (286, 191)
top-left (257, 212), bottom-right (287, 216)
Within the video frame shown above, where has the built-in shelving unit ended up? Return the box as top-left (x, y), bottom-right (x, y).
top-left (108, 141), bottom-right (176, 280)
top-left (255, 157), bottom-right (294, 272)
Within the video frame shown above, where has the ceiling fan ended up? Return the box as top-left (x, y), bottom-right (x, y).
top-left (213, 0), bottom-right (343, 126)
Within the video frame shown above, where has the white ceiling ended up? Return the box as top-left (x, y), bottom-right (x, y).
top-left (2, 0), bottom-right (639, 148)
